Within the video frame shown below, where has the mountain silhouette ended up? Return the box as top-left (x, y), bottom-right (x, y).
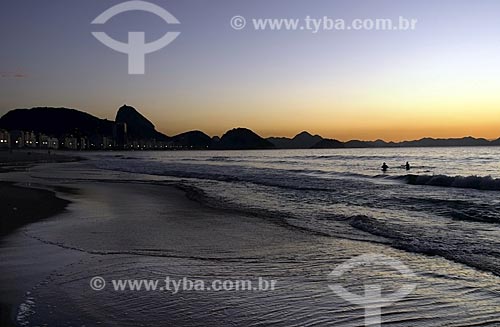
top-left (342, 139), bottom-right (396, 148)
top-left (170, 131), bottom-right (212, 149)
top-left (0, 107), bottom-right (114, 138)
top-left (398, 137), bottom-right (491, 147)
top-left (268, 131), bottom-right (323, 149)
top-left (310, 137), bottom-right (494, 149)
top-left (214, 128), bottom-right (275, 150)
top-left (2, 106), bottom-right (500, 150)
top-left (343, 140), bottom-right (373, 148)
top-left (311, 138), bottom-right (344, 149)
top-left (115, 105), bottom-right (168, 141)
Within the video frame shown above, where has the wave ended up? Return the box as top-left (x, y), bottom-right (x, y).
top-left (396, 174), bottom-right (500, 191)
top-left (348, 215), bottom-right (500, 276)
top-left (206, 156), bottom-right (234, 162)
top-left (94, 160), bottom-right (349, 192)
top-left (180, 183), bottom-right (500, 276)
top-left (177, 181), bottom-right (500, 276)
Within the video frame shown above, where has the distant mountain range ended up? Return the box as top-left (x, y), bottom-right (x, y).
top-left (268, 131), bottom-right (323, 149)
top-left (270, 132), bottom-right (500, 149)
top-left (1, 105), bottom-right (499, 150)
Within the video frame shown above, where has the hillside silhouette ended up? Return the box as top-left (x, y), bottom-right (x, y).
top-left (213, 128), bottom-right (275, 150)
top-left (1, 106), bottom-right (500, 150)
top-left (268, 131), bottom-right (322, 149)
top-left (0, 107), bottom-right (114, 138)
top-left (115, 105), bottom-right (168, 141)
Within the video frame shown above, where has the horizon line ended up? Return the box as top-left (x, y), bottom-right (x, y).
top-left (2, 105), bottom-right (500, 144)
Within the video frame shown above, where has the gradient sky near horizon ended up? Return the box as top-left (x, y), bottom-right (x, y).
top-left (1, 0), bottom-right (500, 141)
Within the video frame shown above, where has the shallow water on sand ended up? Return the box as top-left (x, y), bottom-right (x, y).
top-left (0, 149), bottom-right (499, 326)
top-left (91, 148), bottom-right (500, 276)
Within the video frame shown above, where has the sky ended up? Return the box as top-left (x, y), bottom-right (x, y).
top-left (1, 0), bottom-right (500, 141)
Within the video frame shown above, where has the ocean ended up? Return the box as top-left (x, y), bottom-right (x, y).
top-left (94, 147), bottom-right (500, 275)
top-left (2, 147), bottom-right (500, 326)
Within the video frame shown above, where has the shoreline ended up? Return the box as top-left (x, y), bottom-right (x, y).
top-left (0, 152), bottom-right (77, 326)
top-left (0, 183), bottom-right (70, 327)
top-left (0, 150), bottom-right (82, 174)
top-left (0, 182), bottom-right (70, 237)
top-left (0, 155), bottom-right (499, 326)
top-left (0, 150), bottom-right (77, 236)
top-left (0, 180), bottom-right (320, 326)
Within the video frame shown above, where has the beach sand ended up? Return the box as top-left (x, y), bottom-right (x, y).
top-left (0, 180), bottom-right (322, 326)
top-left (0, 149), bottom-right (80, 235)
top-left (0, 151), bottom-right (79, 325)
top-left (0, 182), bottom-right (70, 326)
top-left (0, 153), bottom-right (317, 325)
top-left (0, 182), bottom-right (69, 236)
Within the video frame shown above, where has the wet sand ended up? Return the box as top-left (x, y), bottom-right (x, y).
top-left (0, 181), bottom-right (318, 326)
top-left (0, 149), bottom-right (77, 236)
top-left (0, 151), bottom-right (78, 325)
top-left (0, 182), bottom-right (69, 326)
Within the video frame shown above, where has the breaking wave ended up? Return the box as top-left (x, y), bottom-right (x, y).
top-left (399, 174), bottom-right (500, 191)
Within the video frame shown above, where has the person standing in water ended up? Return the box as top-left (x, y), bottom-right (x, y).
top-left (405, 161), bottom-right (411, 171)
top-left (381, 162), bottom-right (389, 172)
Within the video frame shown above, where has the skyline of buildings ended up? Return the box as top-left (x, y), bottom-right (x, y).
top-left (0, 122), bottom-right (186, 151)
